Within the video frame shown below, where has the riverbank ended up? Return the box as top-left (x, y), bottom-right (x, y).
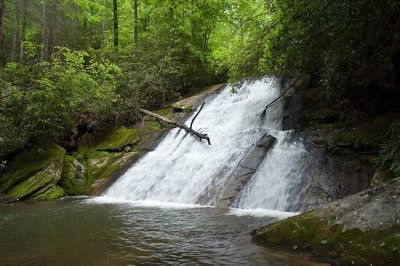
top-left (0, 84), bottom-right (225, 202)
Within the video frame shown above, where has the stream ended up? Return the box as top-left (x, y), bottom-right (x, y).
top-left (0, 199), bottom-right (325, 266)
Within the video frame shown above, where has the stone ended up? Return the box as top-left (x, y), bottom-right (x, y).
top-left (59, 156), bottom-right (88, 195)
top-left (253, 179), bottom-right (400, 265)
top-left (216, 134), bottom-right (277, 208)
top-left (0, 145), bottom-right (65, 200)
top-left (371, 170), bottom-right (396, 189)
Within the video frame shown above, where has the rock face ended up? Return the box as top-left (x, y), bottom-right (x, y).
top-left (253, 179), bottom-right (400, 265)
top-left (281, 84), bottom-right (394, 209)
top-left (59, 156), bottom-right (88, 195)
top-left (298, 141), bottom-right (374, 209)
top-left (215, 134), bottom-right (277, 208)
top-left (314, 178), bottom-right (400, 231)
top-left (0, 145), bottom-right (66, 200)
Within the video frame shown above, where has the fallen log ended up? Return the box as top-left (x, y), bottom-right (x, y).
top-left (138, 105), bottom-right (211, 145)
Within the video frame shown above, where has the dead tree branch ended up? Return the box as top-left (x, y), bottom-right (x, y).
top-left (190, 102), bottom-right (205, 129)
top-left (138, 107), bottom-right (211, 145)
top-left (260, 78), bottom-right (300, 118)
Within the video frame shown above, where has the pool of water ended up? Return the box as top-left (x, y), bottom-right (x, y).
top-left (0, 198), bottom-right (325, 265)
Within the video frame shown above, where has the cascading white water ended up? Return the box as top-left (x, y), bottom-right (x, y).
top-left (233, 131), bottom-right (308, 212)
top-left (102, 78), bottom-right (307, 214)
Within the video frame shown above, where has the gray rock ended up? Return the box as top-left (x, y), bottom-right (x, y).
top-left (281, 85), bottom-right (374, 210)
top-left (313, 179), bottom-right (400, 231)
top-left (216, 134), bottom-right (277, 208)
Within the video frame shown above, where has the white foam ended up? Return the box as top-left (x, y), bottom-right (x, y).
top-left (227, 208), bottom-right (300, 219)
top-left (234, 131), bottom-right (308, 211)
top-left (102, 78), bottom-right (283, 205)
top-left (85, 196), bottom-right (211, 210)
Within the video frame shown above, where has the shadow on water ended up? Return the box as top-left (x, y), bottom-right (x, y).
top-left (0, 198), bottom-right (328, 266)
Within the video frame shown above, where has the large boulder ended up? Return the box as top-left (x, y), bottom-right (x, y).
top-left (59, 156), bottom-right (88, 195)
top-left (253, 179), bottom-right (400, 265)
top-left (0, 145), bottom-right (66, 200)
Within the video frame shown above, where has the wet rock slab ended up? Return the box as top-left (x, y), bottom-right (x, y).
top-left (216, 134), bottom-right (277, 208)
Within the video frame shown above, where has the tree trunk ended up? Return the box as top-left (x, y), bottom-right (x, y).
top-left (101, 0), bottom-right (108, 49)
top-left (40, 1), bottom-right (46, 61)
top-left (0, 0), bottom-right (5, 75)
top-left (113, 0), bottom-right (118, 51)
top-left (19, 0), bottom-right (27, 64)
top-left (11, 0), bottom-right (20, 62)
top-left (133, 0), bottom-right (138, 62)
top-left (46, 2), bottom-right (56, 60)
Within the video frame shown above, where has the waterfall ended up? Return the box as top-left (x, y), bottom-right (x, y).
top-left (233, 131), bottom-right (308, 212)
top-left (101, 78), bottom-right (307, 214)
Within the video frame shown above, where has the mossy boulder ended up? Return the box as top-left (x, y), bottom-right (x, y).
top-left (171, 102), bottom-right (193, 113)
top-left (253, 179), bottom-right (400, 265)
top-left (87, 151), bottom-right (123, 180)
top-left (0, 145), bottom-right (65, 200)
top-left (30, 185), bottom-right (66, 200)
top-left (59, 155), bottom-right (88, 195)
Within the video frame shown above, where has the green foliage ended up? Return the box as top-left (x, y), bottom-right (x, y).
top-left (221, 0), bottom-right (400, 111)
top-left (1, 0), bottom-right (230, 158)
top-left (0, 48), bottom-right (120, 155)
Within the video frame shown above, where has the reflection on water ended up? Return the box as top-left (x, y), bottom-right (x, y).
top-left (0, 198), bottom-right (325, 266)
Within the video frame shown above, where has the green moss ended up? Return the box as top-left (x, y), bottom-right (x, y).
top-left (149, 119), bottom-right (166, 130)
top-left (254, 212), bottom-right (400, 265)
top-left (0, 146), bottom-right (65, 193)
top-left (86, 151), bottom-right (118, 180)
top-left (30, 185), bottom-right (66, 200)
top-left (87, 151), bottom-right (139, 180)
top-left (155, 107), bottom-right (175, 120)
top-left (59, 155), bottom-right (89, 195)
top-left (91, 126), bottom-right (139, 151)
top-left (0, 145), bottom-right (65, 200)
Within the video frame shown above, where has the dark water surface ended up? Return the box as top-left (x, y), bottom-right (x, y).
top-left (0, 198), bottom-right (325, 266)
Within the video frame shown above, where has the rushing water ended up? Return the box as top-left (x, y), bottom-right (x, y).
top-left (234, 131), bottom-right (308, 212)
top-left (104, 78), bottom-right (307, 213)
top-left (105, 79), bottom-right (282, 205)
top-left (0, 199), bottom-right (325, 266)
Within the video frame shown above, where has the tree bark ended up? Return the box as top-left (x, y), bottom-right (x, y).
top-left (0, 0), bottom-right (5, 75)
top-left (40, 1), bottom-right (46, 61)
top-left (19, 0), bottom-right (27, 64)
top-left (46, 2), bottom-right (56, 60)
top-left (11, 0), bottom-right (20, 62)
top-left (101, 0), bottom-right (108, 49)
top-left (113, 0), bottom-right (118, 51)
top-left (138, 107), bottom-right (211, 145)
top-left (133, 0), bottom-right (139, 52)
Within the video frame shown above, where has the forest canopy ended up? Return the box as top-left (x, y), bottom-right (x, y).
top-left (0, 0), bottom-right (399, 158)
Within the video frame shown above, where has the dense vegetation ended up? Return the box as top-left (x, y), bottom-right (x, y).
top-left (0, 0), bottom-right (399, 174)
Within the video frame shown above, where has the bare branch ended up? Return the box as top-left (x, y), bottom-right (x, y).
top-left (190, 102), bottom-right (205, 129)
top-left (138, 107), bottom-right (211, 145)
